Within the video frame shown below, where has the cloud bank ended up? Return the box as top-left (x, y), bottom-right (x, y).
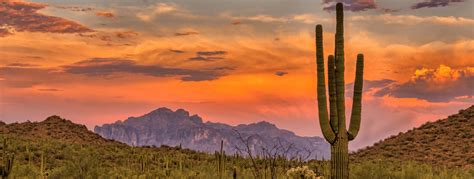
top-left (322, 0), bottom-right (377, 12)
top-left (411, 0), bottom-right (466, 9)
top-left (0, 0), bottom-right (92, 35)
top-left (375, 65), bottom-right (474, 102)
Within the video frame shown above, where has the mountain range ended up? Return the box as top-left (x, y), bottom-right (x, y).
top-left (94, 107), bottom-right (331, 159)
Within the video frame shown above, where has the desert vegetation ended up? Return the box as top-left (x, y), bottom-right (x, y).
top-left (0, 113), bottom-right (472, 178)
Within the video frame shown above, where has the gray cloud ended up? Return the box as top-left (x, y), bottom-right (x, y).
top-left (322, 0), bottom-right (377, 12)
top-left (374, 67), bottom-right (474, 102)
top-left (188, 51), bottom-right (227, 61)
top-left (188, 56), bottom-right (224, 61)
top-left (0, 27), bottom-right (12, 37)
top-left (169, 49), bottom-right (185, 53)
top-left (275, 71), bottom-right (288, 76)
top-left (0, 67), bottom-right (60, 88)
top-left (0, 0), bottom-right (93, 35)
top-left (38, 88), bottom-right (62, 92)
top-left (6, 63), bottom-right (39, 67)
top-left (411, 0), bottom-right (465, 9)
top-left (0, 58), bottom-right (229, 88)
top-left (197, 51), bottom-right (227, 56)
top-left (174, 31), bottom-right (199, 36)
top-left (62, 58), bottom-right (224, 81)
top-left (346, 79), bottom-right (396, 96)
top-left (96, 11), bottom-right (115, 18)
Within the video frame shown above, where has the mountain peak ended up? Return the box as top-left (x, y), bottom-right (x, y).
top-left (144, 107), bottom-right (192, 119)
top-left (254, 121), bottom-right (276, 127)
top-left (44, 115), bottom-right (67, 123)
top-left (94, 107), bottom-right (330, 159)
top-left (148, 107), bottom-right (174, 115)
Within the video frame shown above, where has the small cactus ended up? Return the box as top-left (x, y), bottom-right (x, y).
top-left (0, 138), bottom-right (14, 179)
top-left (40, 152), bottom-right (45, 179)
top-left (233, 166), bottom-right (237, 179)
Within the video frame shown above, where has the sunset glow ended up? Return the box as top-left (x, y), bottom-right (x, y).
top-left (1, 0), bottom-right (473, 150)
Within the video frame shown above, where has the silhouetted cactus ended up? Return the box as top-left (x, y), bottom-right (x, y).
top-left (316, 3), bottom-right (364, 179)
top-left (233, 166), bottom-right (237, 179)
top-left (1, 138), bottom-right (14, 179)
top-left (217, 140), bottom-right (225, 178)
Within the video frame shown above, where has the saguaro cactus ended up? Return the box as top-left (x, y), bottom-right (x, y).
top-left (217, 140), bottom-right (225, 179)
top-left (316, 3), bottom-right (364, 179)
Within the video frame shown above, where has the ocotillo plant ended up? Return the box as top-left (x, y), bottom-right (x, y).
top-left (316, 3), bottom-right (364, 179)
top-left (0, 138), bottom-right (14, 179)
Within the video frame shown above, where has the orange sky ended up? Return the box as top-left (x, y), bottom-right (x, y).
top-left (0, 0), bottom-right (473, 149)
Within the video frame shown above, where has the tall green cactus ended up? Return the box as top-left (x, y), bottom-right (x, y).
top-left (316, 3), bottom-right (364, 179)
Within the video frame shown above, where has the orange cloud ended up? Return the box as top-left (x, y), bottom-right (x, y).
top-left (351, 14), bottom-right (474, 26)
top-left (0, 0), bottom-right (92, 35)
top-left (96, 11), bottom-right (115, 18)
top-left (375, 65), bottom-right (474, 102)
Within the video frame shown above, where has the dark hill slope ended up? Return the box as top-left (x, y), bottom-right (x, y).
top-left (351, 105), bottom-right (474, 168)
top-left (0, 115), bottom-right (116, 145)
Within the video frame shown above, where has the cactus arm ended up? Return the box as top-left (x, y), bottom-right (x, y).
top-left (348, 54), bottom-right (364, 141)
top-left (328, 55), bottom-right (338, 133)
top-left (316, 24), bottom-right (336, 144)
top-left (334, 3), bottom-right (347, 134)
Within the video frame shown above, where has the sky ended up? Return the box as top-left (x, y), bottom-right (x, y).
top-left (0, 0), bottom-right (473, 150)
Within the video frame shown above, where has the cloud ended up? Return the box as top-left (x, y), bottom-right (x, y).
top-left (174, 28), bottom-right (199, 36)
top-left (0, 66), bottom-right (61, 88)
top-left (275, 71), bottom-right (288, 76)
top-left (169, 49), bottom-right (185, 53)
top-left (411, 0), bottom-right (466, 9)
top-left (231, 20), bottom-right (242, 25)
top-left (136, 3), bottom-right (195, 22)
top-left (115, 31), bottom-right (138, 39)
top-left (54, 6), bottom-right (94, 12)
top-left (62, 58), bottom-right (225, 81)
top-left (197, 51), bottom-right (227, 56)
top-left (174, 31), bottom-right (199, 36)
top-left (380, 8), bottom-right (400, 13)
top-left (221, 13), bottom-right (330, 25)
top-left (188, 56), bottom-right (224, 61)
top-left (153, 3), bottom-right (178, 14)
top-left (96, 11), bottom-right (115, 18)
top-left (0, 0), bottom-right (93, 34)
top-left (322, 0), bottom-right (377, 12)
top-left (136, 3), bottom-right (178, 21)
top-left (292, 14), bottom-right (317, 24)
top-left (188, 51), bottom-right (227, 61)
top-left (346, 79), bottom-right (396, 96)
top-left (0, 26), bottom-right (13, 37)
top-left (6, 63), bottom-right (39, 67)
top-left (247, 15), bottom-right (287, 23)
top-left (374, 65), bottom-right (474, 102)
top-left (351, 14), bottom-right (474, 26)
top-left (38, 88), bottom-right (61, 92)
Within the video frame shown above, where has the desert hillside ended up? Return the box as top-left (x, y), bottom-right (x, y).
top-left (352, 105), bottom-right (474, 168)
